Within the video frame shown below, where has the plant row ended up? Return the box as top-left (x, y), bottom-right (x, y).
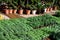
top-left (27, 14), bottom-right (57, 29)
top-left (0, 21), bottom-right (60, 40)
top-left (0, 14), bottom-right (59, 40)
top-left (0, 0), bottom-right (47, 14)
top-left (0, 0), bottom-right (58, 14)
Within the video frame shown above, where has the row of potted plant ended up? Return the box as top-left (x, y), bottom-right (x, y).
top-left (0, 0), bottom-right (58, 15)
top-left (4, 7), bottom-right (37, 15)
top-left (1, 0), bottom-right (46, 14)
top-left (3, 2), bottom-right (45, 15)
top-left (3, 5), bottom-right (57, 15)
top-left (45, 6), bottom-right (57, 12)
top-left (3, 0), bottom-right (57, 15)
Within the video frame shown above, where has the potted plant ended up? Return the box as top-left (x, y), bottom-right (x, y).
top-left (46, 3), bottom-right (52, 12)
top-left (40, 3), bottom-right (46, 14)
top-left (41, 7), bottom-right (45, 14)
top-left (49, 7), bottom-right (53, 12)
top-left (18, 7), bottom-right (23, 15)
top-left (37, 2), bottom-right (43, 14)
top-left (25, 4), bottom-right (31, 15)
top-left (54, 6), bottom-right (57, 10)
top-left (31, 5), bottom-right (37, 15)
top-left (17, 0), bottom-right (24, 15)
top-left (46, 7), bottom-right (50, 13)
top-left (13, 6), bottom-right (17, 14)
top-left (4, 6), bottom-right (9, 14)
top-left (9, 7), bottom-right (13, 14)
top-left (1, 2), bottom-right (9, 14)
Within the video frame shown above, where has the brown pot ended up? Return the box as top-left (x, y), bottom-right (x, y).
top-left (18, 9), bottom-right (23, 15)
top-left (9, 9), bottom-right (13, 14)
top-left (54, 6), bottom-right (57, 10)
top-left (13, 9), bottom-right (17, 14)
top-left (50, 7), bottom-right (53, 11)
top-left (46, 8), bottom-right (49, 13)
top-left (26, 10), bottom-right (31, 15)
top-left (4, 9), bottom-right (9, 14)
top-left (48, 8), bottom-right (50, 11)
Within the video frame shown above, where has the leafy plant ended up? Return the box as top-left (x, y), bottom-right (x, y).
top-left (0, 14), bottom-right (60, 40)
top-left (31, 5), bottom-right (37, 10)
top-left (27, 14), bottom-right (57, 29)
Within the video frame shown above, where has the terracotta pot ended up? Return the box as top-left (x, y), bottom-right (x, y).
top-left (32, 10), bottom-right (37, 15)
top-left (50, 7), bottom-right (53, 11)
top-left (54, 6), bottom-right (57, 10)
top-left (9, 9), bottom-right (13, 14)
top-left (4, 9), bottom-right (9, 14)
top-left (46, 8), bottom-right (49, 13)
top-left (13, 9), bottom-right (17, 14)
top-left (48, 8), bottom-right (50, 11)
top-left (18, 9), bottom-right (23, 15)
top-left (26, 10), bottom-right (31, 15)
